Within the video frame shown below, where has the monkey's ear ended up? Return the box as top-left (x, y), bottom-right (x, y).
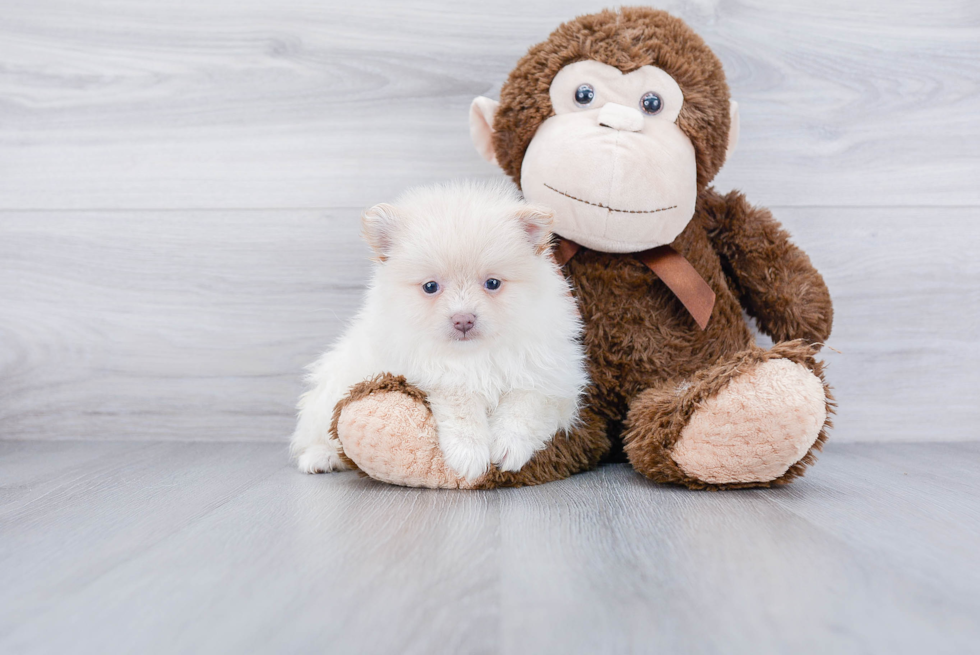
top-left (361, 203), bottom-right (398, 260)
top-left (514, 204), bottom-right (554, 254)
top-left (726, 100), bottom-right (740, 162)
top-left (469, 96), bottom-right (500, 165)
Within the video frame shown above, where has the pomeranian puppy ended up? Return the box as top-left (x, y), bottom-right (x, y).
top-left (290, 180), bottom-right (588, 481)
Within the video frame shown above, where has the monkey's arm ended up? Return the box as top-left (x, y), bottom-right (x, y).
top-left (701, 189), bottom-right (833, 344)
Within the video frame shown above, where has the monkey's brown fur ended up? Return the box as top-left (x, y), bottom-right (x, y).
top-left (337, 7), bottom-right (834, 489)
top-left (482, 8), bottom-right (834, 488)
top-left (482, 187), bottom-right (834, 489)
top-left (498, 8), bottom-right (832, 488)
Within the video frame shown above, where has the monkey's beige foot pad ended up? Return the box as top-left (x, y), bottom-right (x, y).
top-left (337, 390), bottom-right (479, 490)
top-left (671, 358), bottom-right (827, 485)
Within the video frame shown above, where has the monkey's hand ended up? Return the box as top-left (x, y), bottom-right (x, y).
top-left (702, 188), bottom-right (833, 344)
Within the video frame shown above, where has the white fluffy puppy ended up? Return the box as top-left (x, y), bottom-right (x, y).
top-left (290, 180), bottom-right (588, 481)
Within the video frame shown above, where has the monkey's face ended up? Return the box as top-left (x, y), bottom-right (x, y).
top-left (519, 61), bottom-right (697, 253)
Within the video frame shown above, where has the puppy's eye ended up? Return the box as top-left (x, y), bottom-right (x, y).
top-left (422, 281), bottom-right (440, 294)
top-left (574, 84), bottom-right (595, 107)
top-left (484, 278), bottom-right (501, 291)
top-left (640, 92), bottom-right (663, 115)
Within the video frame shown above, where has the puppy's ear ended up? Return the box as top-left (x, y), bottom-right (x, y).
top-left (361, 203), bottom-right (398, 261)
top-left (514, 205), bottom-right (554, 255)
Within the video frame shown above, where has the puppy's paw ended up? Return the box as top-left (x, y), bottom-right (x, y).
top-left (296, 443), bottom-right (348, 474)
top-left (490, 430), bottom-right (540, 473)
top-left (440, 432), bottom-right (492, 482)
top-left (490, 404), bottom-right (551, 472)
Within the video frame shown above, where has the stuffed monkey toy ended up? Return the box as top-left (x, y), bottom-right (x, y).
top-left (328, 7), bottom-right (834, 490)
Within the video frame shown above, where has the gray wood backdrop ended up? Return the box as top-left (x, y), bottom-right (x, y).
top-left (1, 0), bottom-right (978, 444)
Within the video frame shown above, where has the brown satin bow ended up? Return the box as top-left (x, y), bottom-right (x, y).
top-left (554, 238), bottom-right (716, 330)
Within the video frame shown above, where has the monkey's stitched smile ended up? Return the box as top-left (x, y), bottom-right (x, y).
top-left (543, 183), bottom-right (677, 215)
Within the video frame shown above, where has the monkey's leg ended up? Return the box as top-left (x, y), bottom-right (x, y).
top-left (334, 374), bottom-right (610, 489)
top-left (622, 340), bottom-right (832, 490)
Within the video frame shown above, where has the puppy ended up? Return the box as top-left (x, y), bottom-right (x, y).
top-left (290, 179), bottom-right (588, 481)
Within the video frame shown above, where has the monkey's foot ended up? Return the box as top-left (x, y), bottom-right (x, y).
top-left (332, 374), bottom-right (480, 489)
top-left (623, 341), bottom-right (832, 489)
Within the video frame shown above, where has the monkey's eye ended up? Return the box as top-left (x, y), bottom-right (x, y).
top-left (422, 281), bottom-right (440, 294)
top-left (484, 278), bottom-right (502, 291)
top-left (640, 92), bottom-right (663, 115)
top-left (574, 84), bottom-right (595, 107)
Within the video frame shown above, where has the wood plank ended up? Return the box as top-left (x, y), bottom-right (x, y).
top-left (0, 0), bottom-right (976, 209)
top-left (0, 441), bottom-right (287, 640)
top-left (1, 206), bottom-right (978, 443)
top-left (0, 441), bottom-right (978, 653)
top-left (766, 442), bottom-right (980, 605)
top-left (0, 209), bottom-right (369, 442)
top-left (497, 443), bottom-right (980, 655)
top-left (0, 441), bottom-right (500, 655)
top-left (784, 207), bottom-right (980, 441)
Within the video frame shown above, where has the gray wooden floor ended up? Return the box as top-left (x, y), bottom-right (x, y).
top-left (2, 440), bottom-right (978, 655)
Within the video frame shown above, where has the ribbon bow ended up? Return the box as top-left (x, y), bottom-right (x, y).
top-left (554, 239), bottom-right (716, 330)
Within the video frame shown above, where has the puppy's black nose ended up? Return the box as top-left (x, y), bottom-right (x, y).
top-left (452, 313), bottom-right (476, 335)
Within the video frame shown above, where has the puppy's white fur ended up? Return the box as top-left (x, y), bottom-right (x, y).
top-left (290, 179), bottom-right (588, 481)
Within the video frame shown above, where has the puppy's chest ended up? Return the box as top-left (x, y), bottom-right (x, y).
top-left (409, 359), bottom-right (512, 402)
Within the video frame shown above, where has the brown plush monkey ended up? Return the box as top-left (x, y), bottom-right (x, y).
top-left (332, 7), bottom-right (834, 490)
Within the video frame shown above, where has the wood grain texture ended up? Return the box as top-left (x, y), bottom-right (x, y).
top-left (1, 0), bottom-right (978, 443)
top-left (0, 0), bottom-right (977, 209)
top-left (2, 206), bottom-right (978, 443)
top-left (0, 209), bottom-right (369, 441)
top-left (1, 440), bottom-right (978, 654)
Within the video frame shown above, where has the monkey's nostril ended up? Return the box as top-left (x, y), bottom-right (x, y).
top-left (451, 313), bottom-right (477, 334)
